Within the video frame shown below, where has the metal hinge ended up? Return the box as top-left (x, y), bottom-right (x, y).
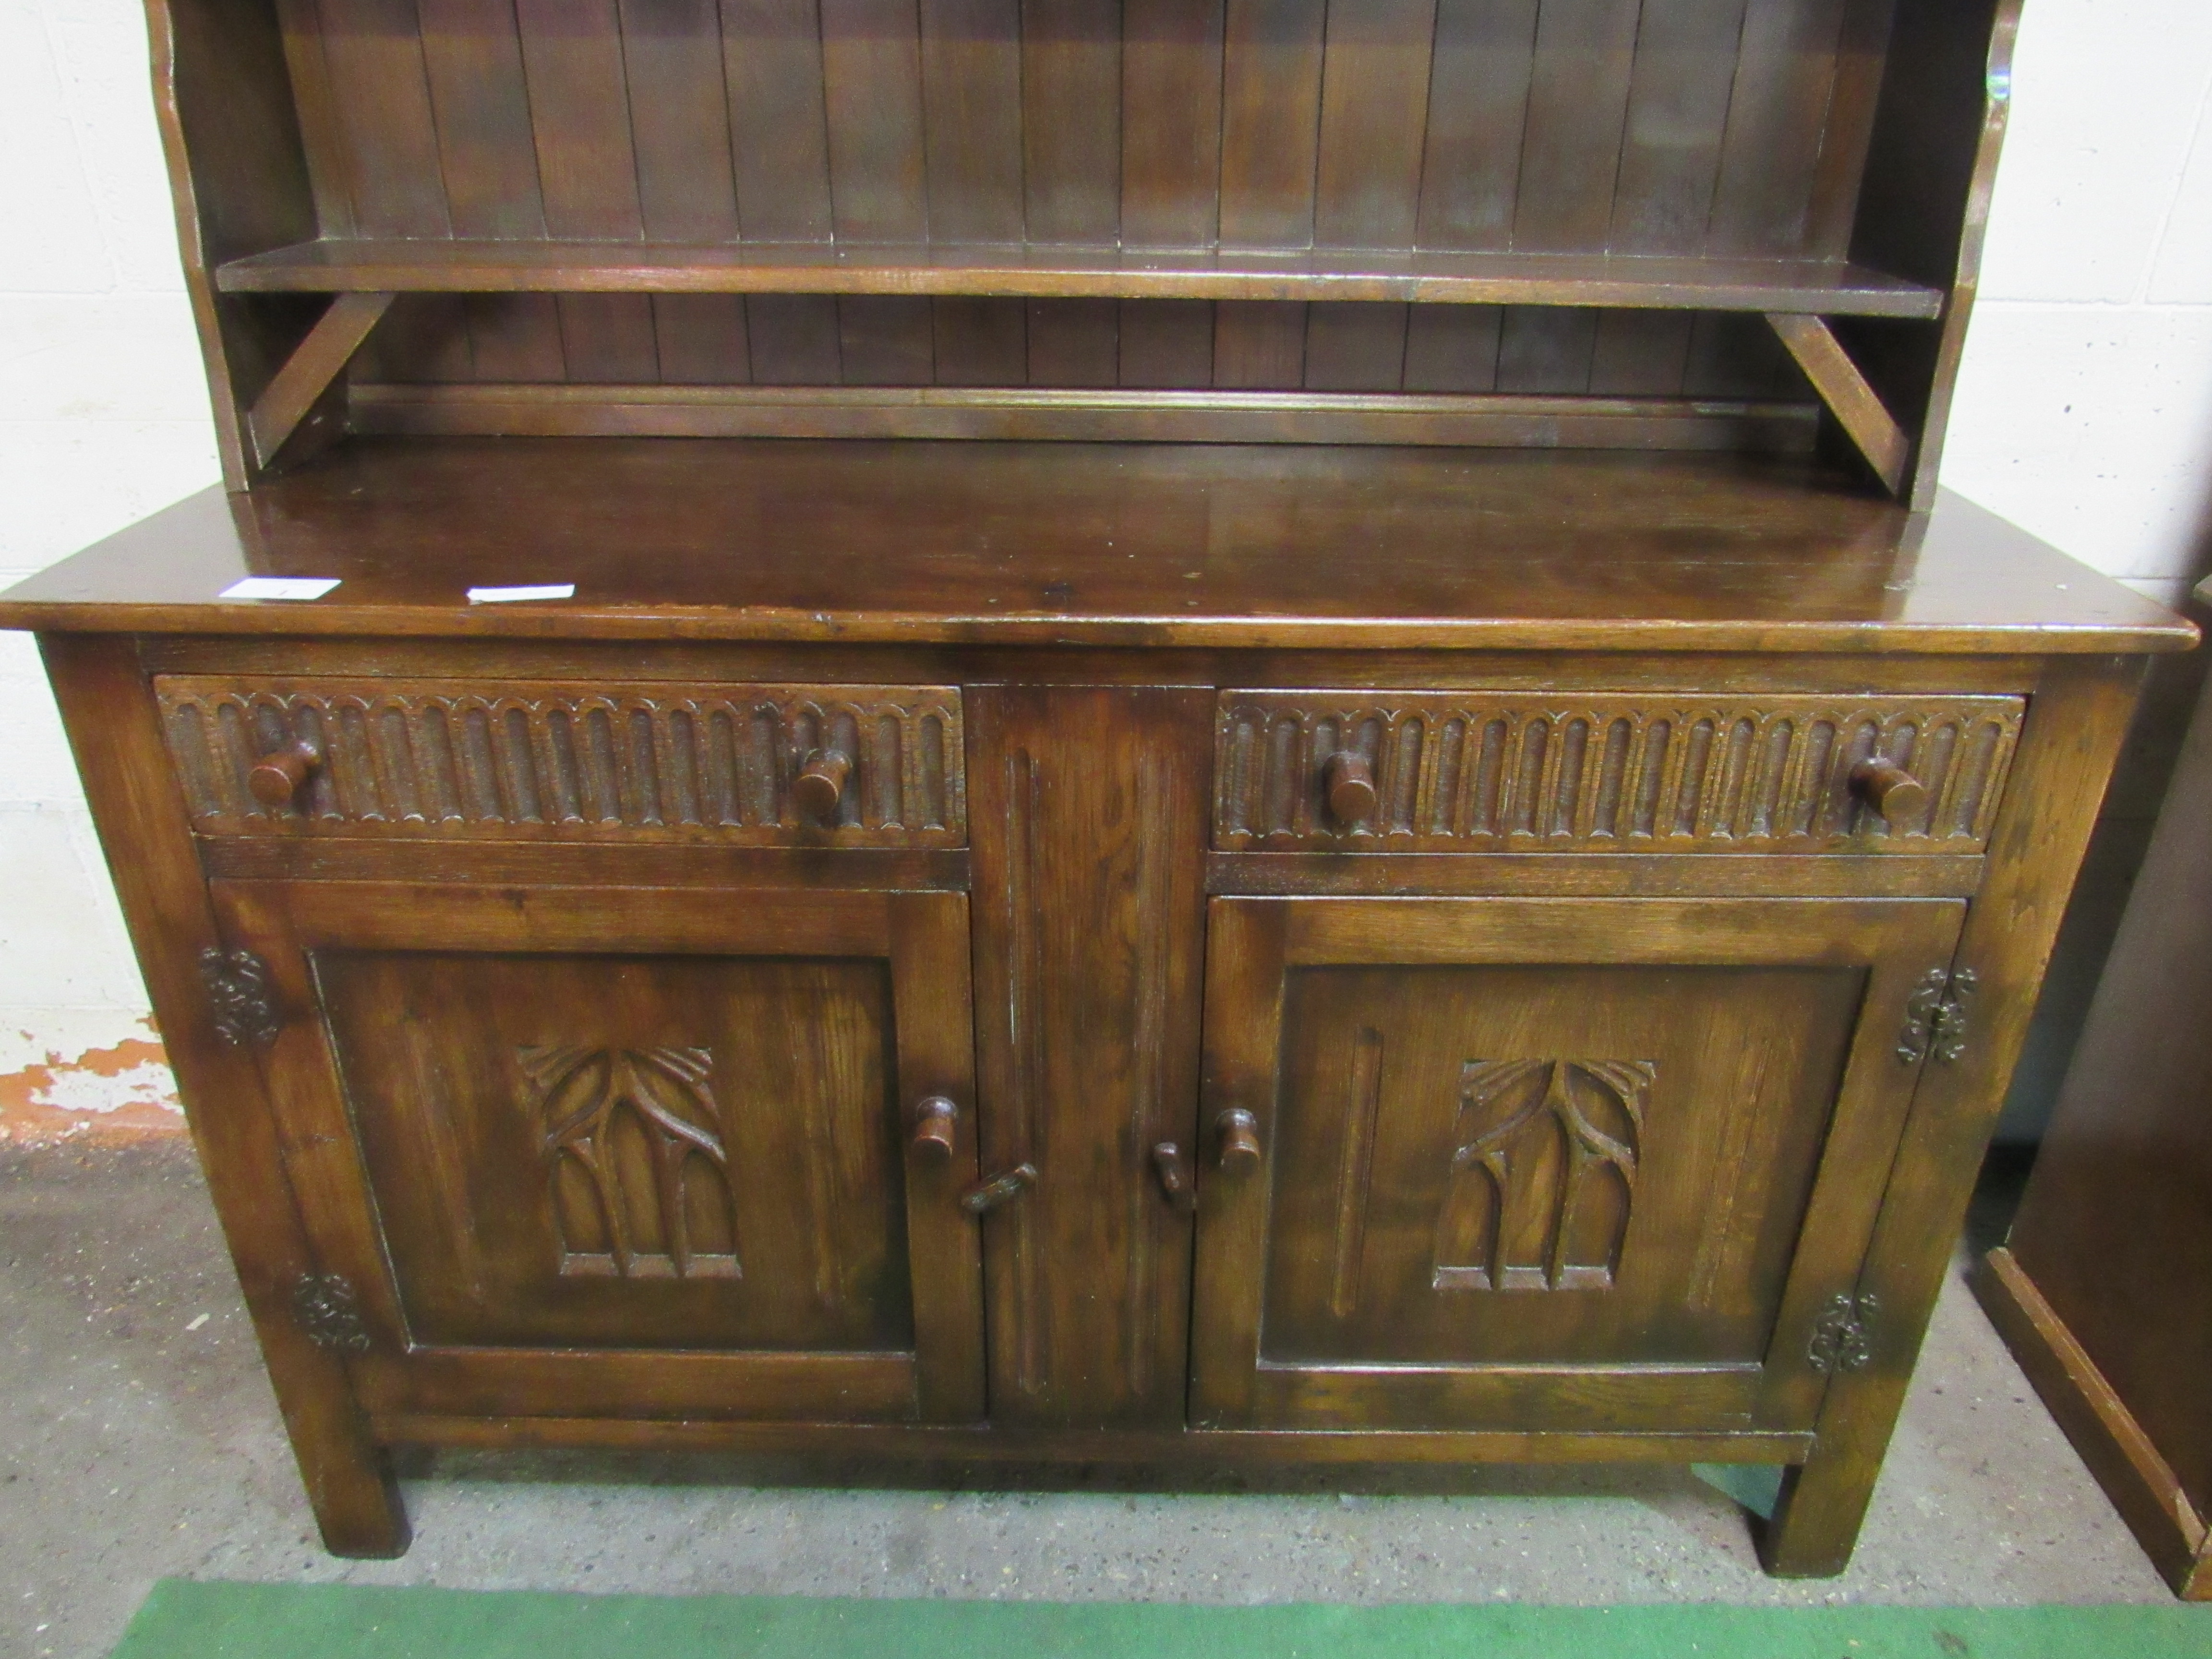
top-left (201, 947), bottom-right (281, 1047)
top-left (1897, 966), bottom-right (1976, 1065)
top-left (1808, 1292), bottom-right (1879, 1374)
top-left (292, 1274), bottom-right (372, 1353)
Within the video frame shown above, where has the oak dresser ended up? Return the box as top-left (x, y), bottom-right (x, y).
top-left (0, 0), bottom-right (2191, 1578)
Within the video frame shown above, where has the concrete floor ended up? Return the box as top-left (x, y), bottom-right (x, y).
top-left (0, 1145), bottom-right (2172, 1659)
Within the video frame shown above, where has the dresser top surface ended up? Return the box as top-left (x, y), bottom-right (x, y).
top-left (0, 439), bottom-right (2189, 655)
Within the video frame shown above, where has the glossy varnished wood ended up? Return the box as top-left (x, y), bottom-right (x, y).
top-left (206, 878), bottom-right (986, 1424)
top-left (0, 442), bottom-right (2188, 655)
top-left (1759, 654), bottom-right (2148, 1575)
top-left (20, 0), bottom-right (2186, 1583)
top-left (967, 686), bottom-right (1211, 1429)
top-left (1192, 895), bottom-right (1963, 1435)
top-left (37, 635), bottom-right (409, 1556)
top-left (217, 239), bottom-right (1945, 316)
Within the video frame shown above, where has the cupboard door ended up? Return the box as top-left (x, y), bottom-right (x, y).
top-left (207, 880), bottom-right (983, 1425)
top-left (1192, 896), bottom-right (1966, 1435)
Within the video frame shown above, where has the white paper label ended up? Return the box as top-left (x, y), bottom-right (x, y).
top-left (219, 576), bottom-right (342, 601)
top-left (467, 583), bottom-right (576, 604)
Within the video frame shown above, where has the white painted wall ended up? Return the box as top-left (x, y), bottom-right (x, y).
top-left (0, 0), bottom-right (2207, 1133)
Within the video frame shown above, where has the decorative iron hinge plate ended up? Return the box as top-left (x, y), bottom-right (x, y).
top-left (292, 1273), bottom-right (372, 1353)
top-left (1898, 966), bottom-right (1976, 1065)
top-left (1808, 1291), bottom-right (1879, 1373)
top-left (201, 947), bottom-right (280, 1046)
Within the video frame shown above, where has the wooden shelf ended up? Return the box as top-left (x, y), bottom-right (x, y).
top-left (213, 240), bottom-right (1947, 319)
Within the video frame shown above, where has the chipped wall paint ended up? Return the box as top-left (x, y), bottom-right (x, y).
top-left (0, 1010), bottom-right (181, 1146)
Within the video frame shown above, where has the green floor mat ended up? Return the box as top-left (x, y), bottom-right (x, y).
top-left (110, 1580), bottom-right (2212, 1659)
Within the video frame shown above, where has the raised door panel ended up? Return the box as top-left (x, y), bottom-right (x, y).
top-left (207, 880), bottom-right (983, 1425)
top-left (1192, 896), bottom-right (1966, 1435)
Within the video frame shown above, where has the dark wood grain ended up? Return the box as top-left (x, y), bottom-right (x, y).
top-left (1218, 0), bottom-right (1327, 249)
top-left (1415, 0), bottom-right (1539, 252)
top-left (40, 0), bottom-right (2177, 1584)
top-left (38, 634), bottom-right (409, 1556)
top-left (1312, 0), bottom-right (1436, 251)
top-left (1020, 0), bottom-right (1121, 244)
top-left (1760, 654), bottom-right (2148, 1575)
top-left (918, 0), bottom-right (1025, 243)
top-left (0, 441), bottom-right (2189, 655)
top-left (822, 0), bottom-right (930, 243)
top-left (968, 687), bottom-right (1211, 1429)
top-left (1121, 0), bottom-right (1225, 248)
top-left (416, 0), bottom-right (545, 240)
top-left (515, 0), bottom-right (643, 240)
top-left (215, 239), bottom-right (1950, 319)
top-left (1512, 0), bottom-right (1640, 254)
top-left (620, 0), bottom-right (745, 242)
top-left (1609, 0), bottom-right (1750, 255)
top-left (723, 0), bottom-right (836, 241)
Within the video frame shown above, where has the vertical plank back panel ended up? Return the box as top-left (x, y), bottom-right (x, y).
top-left (1021, 0), bottom-right (1123, 243)
top-left (746, 295), bottom-right (844, 379)
top-left (838, 295), bottom-right (937, 382)
top-left (1213, 301), bottom-right (1308, 388)
top-left (1496, 305), bottom-right (1598, 392)
top-left (1218, 0), bottom-right (1327, 248)
top-left (464, 293), bottom-right (568, 379)
top-left (1313, 0), bottom-right (1438, 251)
top-left (1609, 0), bottom-right (1753, 255)
top-left (1805, 0), bottom-right (1899, 259)
top-left (919, 0), bottom-right (1026, 242)
top-left (276, 0), bottom-right (361, 237)
top-left (515, 0), bottom-right (645, 239)
top-left (1415, 0), bottom-right (1538, 252)
top-left (314, 0), bottom-right (451, 237)
top-left (933, 298), bottom-right (1030, 383)
top-left (1589, 311), bottom-right (1696, 394)
top-left (418, 0), bottom-right (546, 240)
top-left (1118, 300), bottom-right (1216, 387)
top-left (821, 0), bottom-right (931, 241)
top-left (557, 294), bottom-right (662, 380)
top-left (1512, 0), bottom-right (1640, 253)
top-left (1304, 303), bottom-right (1408, 392)
top-left (289, 0), bottom-right (1894, 262)
top-left (724, 0), bottom-right (837, 240)
top-left (1403, 304), bottom-right (1502, 391)
top-left (1708, 0), bottom-right (1851, 256)
top-left (653, 294), bottom-right (754, 381)
top-left (1121, 0), bottom-right (1226, 248)
top-left (1026, 300), bottom-right (1121, 385)
top-left (620, 0), bottom-right (745, 241)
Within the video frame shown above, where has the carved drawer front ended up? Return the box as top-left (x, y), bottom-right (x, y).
top-left (156, 676), bottom-right (964, 845)
top-left (1214, 691), bottom-right (2025, 854)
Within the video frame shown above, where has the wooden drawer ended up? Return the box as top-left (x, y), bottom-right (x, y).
top-left (156, 676), bottom-right (964, 846)
top-left (1214, 691), bottom-right (2025, 854)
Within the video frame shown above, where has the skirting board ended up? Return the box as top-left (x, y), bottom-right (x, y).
top-left (1975, 1247), bottom-right (2212, 1598)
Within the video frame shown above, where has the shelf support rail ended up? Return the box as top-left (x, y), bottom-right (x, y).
top-left (245, 291), bottom-right (396, 471)
top-left (1765, 313), bottom-right (1911, 497)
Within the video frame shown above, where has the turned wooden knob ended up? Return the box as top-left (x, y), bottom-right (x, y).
top-left (248, 741), bottom-right (321, 809)
top-left (910, 1095), bottom-right (958, 1157)
top-left (793, 746), bottom-right (853, 821)
top-left (1322, 751), bottom-right (1377, 825)
top-left (1850, 758), bottom-right (1929, 827)
top-left (1217, 1109), bottom-right (1262, 1173)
